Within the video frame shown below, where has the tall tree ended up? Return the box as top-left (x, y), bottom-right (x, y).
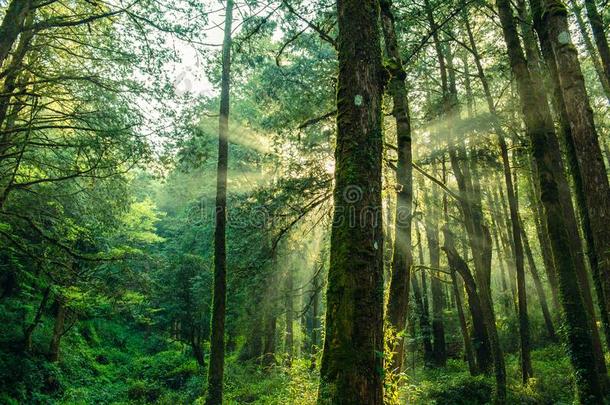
top-left (534, 0), bottom-right (610, 359)
top-left (582, 0), bottom-right (610, 89)
top-left (496, 0), bottom-right (605, 401)
top-left (318, 0), bottom-right (386, 402)
top-left (461, 8), bottom-right (532, 381)
top-left (380, 0), bottom-right (414, 375)
top-left (206, 0), bottom-right (234, 403)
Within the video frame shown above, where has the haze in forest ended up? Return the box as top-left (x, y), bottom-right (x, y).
top-left (0, 0), bottom-right (609, 404)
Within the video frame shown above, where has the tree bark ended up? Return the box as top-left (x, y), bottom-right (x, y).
top-left (582, 0), bottom-right (610, 91)
top-left (442, 226), bottom-right (492, 375)
top-left (414, 228), bottom-right (434, 365)
top-left (206, 1), bottom-right (233, 403)
top-left (23, 286), bottom-right (51, 352)
top-left (0, 0), bottom-right (32, 70)
top-left (451, 267), bottom-right (477, 375)
top-left (520, 217), bottom-right (557, 341)
top-left (463, 9), bottom-right (531, 380)
top-left (380, 0), bottom-right (414, 375)
top-left (535, 0), bottom-right (610, 360)
top-left (48, 297), bottom-right (65, 362)
top-left (524, 157), bottom-right (560, 313)
top-left (426, 219), bottom-right (446, 367)
top-left (284, 269), bottom-right (294, 362)
top-left (496, 0), bottom-right (605, 401)
top-left (568, 0), bottom-right (610, 102)
top-left (263, 311), bottom-right (277, 367)
top-left (318, 0), bottom-right (386, 402)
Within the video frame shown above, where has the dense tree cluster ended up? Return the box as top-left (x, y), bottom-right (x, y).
top-left (0, 0), bottom-right (609, 404)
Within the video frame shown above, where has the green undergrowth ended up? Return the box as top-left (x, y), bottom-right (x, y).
top-left (402, 345), bottom-right (575, 405)
top-left (0, 305), bottom-right (580, 405)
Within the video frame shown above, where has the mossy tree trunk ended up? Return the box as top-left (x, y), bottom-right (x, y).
top-left (380, 0), bottom-right (414, 376)
top-left (206, 1), bottom-right (233, 403)
top-left (496, 0), bottom-right (605, 401)
top-left (318, 0), bottom-right (386, 402)
top-left (49, 297), bottom-right (66, 363)
top-left (582, 0), bottom-right (610, 90)
top-left (536, 0), bottom-right (610, 361)
top-left (0, 0), bottom-right (32, 69)
top-left (532, 7), bottom-right (610, 349)
top-left (568, 0), bottom-right (610, 102)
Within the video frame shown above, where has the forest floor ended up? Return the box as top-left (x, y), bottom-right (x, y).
top-left (0, 312), bottom-right (580, 404)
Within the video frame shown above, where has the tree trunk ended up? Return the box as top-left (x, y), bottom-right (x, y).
top-left (534, 0), bottom-right (610, 357)
top-left (192, 329), bottom-right (206, 367)
top-left (463, 9), bottom-right (531, 380)
top-left (524, 158), bottom-right (560, 313)
top-left (451, 268), bottom-right (477, 375)
top-left (48, 298), bottom-right (65, 363)
top-left (568, 0), bottom-right (610, 102)
top-left (496, 0), bottom-right (605, 401)
top-left (582, 0), bottom-right (610, 90)
top-left (23, 286), bottom-right (51, 352)
top-left (414, 228), bottom-right (434, 365)
top-left (206, 1), bottom-right (233, 403)
top-left (534, 14), bottom-right (610, 350)
top-left (0, 0), bottom-right (32, 69)
top-left (520, 217), bottom-right (557, 341)
top-left (411, 268), bottom-right (434, 365)
top-left (426, 220), bottom-right (446, 367)
top-left (262, 312), bottom-right (277, 367)
top-left (284, 269), bottom-right (294, 362)
top-left (381, 0), bottom-right (414, 376)
top-left (442, 226), bottom-right (492, 374)
top-left (436, 15), bottom-right (506, 400)
top-left (318, 0), bottom-right (385, 402)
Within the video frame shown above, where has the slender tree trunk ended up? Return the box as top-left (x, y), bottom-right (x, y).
top-left (524, 159), bottom-right (560, 312)
top-left (582, 0), bottom-right (610, 89)
top-left (490, 215), bottom-right (512, 312)
top-left (23, 286), bottom-right (51, 352)
top-left (520, 218), bottom-right (557, 341)
top-left (463, 10), bottom-right (531, 380)
top-left (206, 1), bottom-right (233, 403)
top-left (411, 267), bottom-right (434, 365)
top-left (311, 270), bottom-right (320, 353)
top-left (569, 0), bottom-right (610, 102)
top-left (496, 0), bottom-right (605, 401)
top-left (284, 270), bottom-right (294, 362)
top-left (415, 228), bottom-right (434, 365)
top-left (263, 311), bottom-right (277, 367)
top-left (443, 226), bottom-right (492, 374)
top-left (318, 0), bottom-right (386, 402)
top-left (192, 330), bottom-right (206, 367)
top-left (426, 219), bottom-right (446, 367)
top-left (436, 18), bottom-right (506, 401)
top-left (49, 298), bottom-right (65, 362)
top-left (451, 268), bottom-right (477, 375)
top-left (380, 0), bottom-right (414, 375)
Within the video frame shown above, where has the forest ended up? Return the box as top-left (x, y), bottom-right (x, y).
top-left (0, 0), bottom-right (609, 404)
